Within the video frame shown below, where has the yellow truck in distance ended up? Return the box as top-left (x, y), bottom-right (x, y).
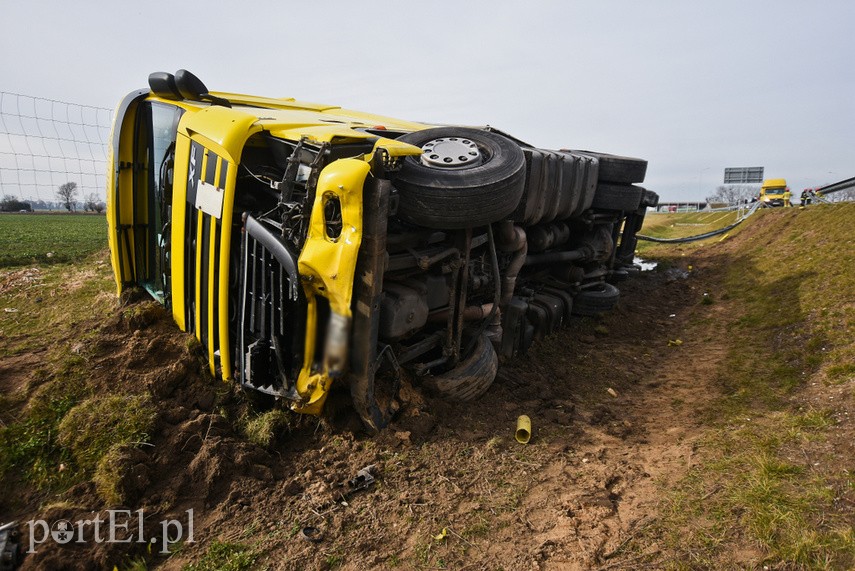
top-left (759, 178), bottom-right (788, 207)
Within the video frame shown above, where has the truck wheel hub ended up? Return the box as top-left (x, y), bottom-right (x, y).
top-left (420, 137), bottom-right (482, 168)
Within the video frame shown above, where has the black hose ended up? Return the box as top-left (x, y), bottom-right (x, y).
top-left (524, 248), bottom-right (586, 266)
top-left (637, 202), bottom-right (761, 244)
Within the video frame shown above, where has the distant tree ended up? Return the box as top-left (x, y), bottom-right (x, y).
top-left (0, 195), bottom-right (32, 212)
top-left (705, 184), bottom-right (759, 205)
top-left (57, 182), bottom-right (78, 212)
top-left (84, 193), bottom-right (105, 214)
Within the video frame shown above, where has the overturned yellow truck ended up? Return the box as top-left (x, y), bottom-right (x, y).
top-left (107, 70), bottom-right (657, 431)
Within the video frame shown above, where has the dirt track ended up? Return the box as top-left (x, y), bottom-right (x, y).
top-left (2, 254), bottom-right (722, 571)
top-left (6, 207), bottom-right (853, 570)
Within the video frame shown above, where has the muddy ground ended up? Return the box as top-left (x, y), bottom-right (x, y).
top-left (2, 210), bottom-right (851, 570)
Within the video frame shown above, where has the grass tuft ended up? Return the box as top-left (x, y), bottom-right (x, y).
top-left (93, 443), bottom-right (145, 505)
top-left (183, 540), bottom-right (257, 571)
top-left (58, 394), bottom-right (155, 473)
top-left (0, 385), bottom-right (81, 490)
top-left (243, 409), bottom-right (291, 448)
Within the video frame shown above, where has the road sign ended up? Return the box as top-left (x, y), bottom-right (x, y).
top-left (724, 167), bottom-right (764, 184)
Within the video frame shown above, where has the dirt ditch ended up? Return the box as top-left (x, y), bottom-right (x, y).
top-left (0, 256), bottom-right (728, 571)
top-left (10, 203), bottom-right (855, 571)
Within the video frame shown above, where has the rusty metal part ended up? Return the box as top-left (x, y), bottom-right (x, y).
top-left (395, 331), bottom-right (444, 365)
top-left (495, 220), bottom-right (527, 309)
top-left (451, 228), bottom-right (473, 364)
top-left (484, 223), bottom-right (503, 345)
top-left (524, 247), bottom-right (587, 266)
top-left (527, 221), bottom-right (570, 253)
top-left (348, 177), bottom-right (394, 433)
top-left (428, 302), bottom-right (495, 323)
top-left (348, 464), bottom-right (377, 491)
top-left (443, 251), bottom-right (461, 366)
top-left (417, 246), bottom-right (460, 270)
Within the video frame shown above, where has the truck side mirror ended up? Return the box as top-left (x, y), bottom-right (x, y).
top-left (148, 72), bottom-right (183, 100)
top-left (174, 69), bottom-right (231, 108)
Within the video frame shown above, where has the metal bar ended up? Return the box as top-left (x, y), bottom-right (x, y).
top-left (239, 227), bottom-right (250, 382)
top-left (444, 259), bottom-right (459, 362)
top-left (279, 265), bottom-right (285, 336)
top-left (348, 177), bottom-right (392, 433)
top-left (817, 176), bottom-right (855, 195)
top-left (395, 332), bottom-right (444, 365)
top-left (207, 217), bottom-right (218, 375)
top-left (453, 228), bottom-right (472, 363)
top-left (250, 237), bottom-right (258, 332)
top-left (193, 209), bottom-right (204, 340)
top-left (260, 243), bottom-right (267, 338)
top-left (268, 260), bottom-right (275, 341)
top-left (244, 215), bottom-right (300, 299)
top-left (524, 248), bottom-right (586, 266)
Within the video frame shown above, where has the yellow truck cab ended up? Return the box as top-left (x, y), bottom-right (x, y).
top-left (107, 70), bottom-right (657, 431)
top-left (759, 178), bottom-right (788, 207)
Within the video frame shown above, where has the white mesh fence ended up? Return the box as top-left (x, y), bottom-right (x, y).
top-left (0, 91), bottom-right (112, 207)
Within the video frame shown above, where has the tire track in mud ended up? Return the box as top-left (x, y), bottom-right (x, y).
top-left (489, 271), bottom-right (730, 570)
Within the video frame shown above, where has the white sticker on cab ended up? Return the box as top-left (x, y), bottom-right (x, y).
top-left (195, 180), bottom-right (224, 219)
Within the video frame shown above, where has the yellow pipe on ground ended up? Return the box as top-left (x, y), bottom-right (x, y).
top-left (516, 415), bottom-right (532, 444)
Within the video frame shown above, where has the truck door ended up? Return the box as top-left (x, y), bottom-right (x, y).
top-left (131, 102), bottom-right (183, 302)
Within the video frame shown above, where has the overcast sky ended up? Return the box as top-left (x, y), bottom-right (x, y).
top-left (1, 0), bottom-right (852, 201)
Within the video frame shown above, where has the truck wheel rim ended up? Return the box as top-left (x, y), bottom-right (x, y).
top-left (420, 137), bottom-right (482, 168)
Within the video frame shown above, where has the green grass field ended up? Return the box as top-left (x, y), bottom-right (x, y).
top-left (0, 213), bottom-right (107, 267)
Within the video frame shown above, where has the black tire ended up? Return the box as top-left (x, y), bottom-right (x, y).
top-left (563, 150), bottom-right (647, 184)
top-left (607, 269), bottom-right (630, 283)
top-left (591, 183), bottom-right (644, 211)
top-left (394, 127), bottom-right (526, 229)
top-left (572, 282), bottom-right (620, 316)
top-left (423, 334), bottom-right (498, 401)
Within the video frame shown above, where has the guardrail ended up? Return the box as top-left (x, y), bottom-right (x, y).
top-left (816, 176), bottom-right (855, 196)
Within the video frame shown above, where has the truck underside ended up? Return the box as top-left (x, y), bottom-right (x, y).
top-left (107, 71), bottom-right (658, 432)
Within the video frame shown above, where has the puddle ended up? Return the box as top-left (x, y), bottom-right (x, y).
top-left (633, 256), bottom-right (658, 271)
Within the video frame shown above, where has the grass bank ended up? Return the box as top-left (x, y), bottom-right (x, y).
top-left (639, 204), bottom-right (855, 569)
top-left (0, 250), bottom-right (118, 496)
